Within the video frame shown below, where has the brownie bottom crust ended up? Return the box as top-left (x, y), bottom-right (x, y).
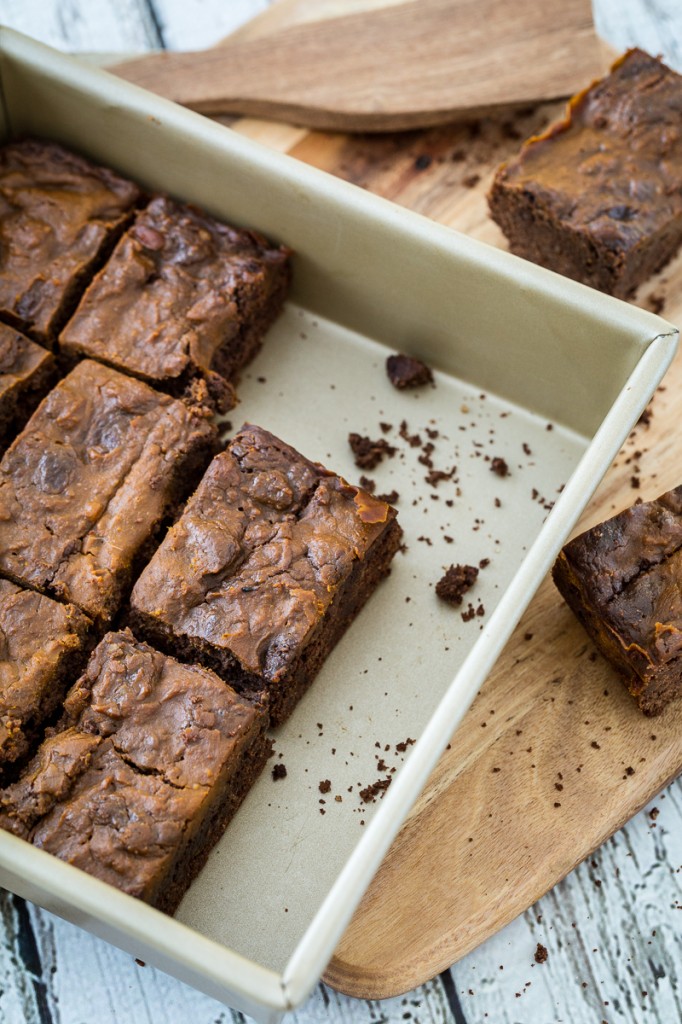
top-left (131, 516), bottom-right (403, 726)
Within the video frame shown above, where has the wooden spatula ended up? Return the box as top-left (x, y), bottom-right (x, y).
top-left (112, 0), bottom-right (609, 132)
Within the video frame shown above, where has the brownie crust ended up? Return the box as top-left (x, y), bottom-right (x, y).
top-left (489, 50), bottom-right (682, 297)
top-left (130, 424), bottom-right (402, 724)
top-left (0, 323), bottom-right (56, 452)
top-left (0, 138), bottom-right (141, 344)
top-left (0, 630), bottom-right (271, 913)
top-left (60, 195), bottom-right (291, 411)
top-left (0, 579), bottom-right (91, 777)
top-left (553, 485), bottom-right (682, 714)
top-left (0, 359), bottom-right (217, 626)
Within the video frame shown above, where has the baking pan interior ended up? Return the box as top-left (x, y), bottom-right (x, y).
top-left (0, 30), bottom-right (675, 993)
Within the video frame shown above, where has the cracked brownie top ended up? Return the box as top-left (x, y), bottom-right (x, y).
top-left (60, 195), bottom-right (291, 410)
top-left (131, 423), bottom-right (397, 683)
top-left (0, 138), bottom-right (141, 344)
top-left (0, 359), bottom-right (216, 625)
top-left (0, 630), bottom-right (267, 902)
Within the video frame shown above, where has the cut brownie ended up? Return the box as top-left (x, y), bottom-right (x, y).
top-left (553, 485), bottom-right (682, 714)
top-left (0, 579), bottom-right (91, 778)
top-left (0, 138), bottom-right (140, 344)
top-left (0, 359), bottom-right (217, 627)
top-left (488, 50), bottom-right (682, 297)
top-left (0, 630), bottom-right (270, 914)
top-left (0, 323), bottom-right (56, 452)
top-left (60, 195), bottom-right (291, 412)
top-left (130, 424), bottom-right (402, 724)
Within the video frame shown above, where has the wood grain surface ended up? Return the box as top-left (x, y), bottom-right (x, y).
top-left (0, 3), bottom-right (680, 1024)
top-left (111, 0), bottom-right (608, 130)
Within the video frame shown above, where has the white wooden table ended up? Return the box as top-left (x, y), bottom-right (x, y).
top-left (0, 3), bottom-right (680, 1023)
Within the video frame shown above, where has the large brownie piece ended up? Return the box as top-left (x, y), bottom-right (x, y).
top-left (0, 138), bottom-right (140, 345)
top-left (488, 50), bottom-right (682, 297)
top-left (0, 579), bottom-right (91, 778)
top-left (553, 486), bottom-right (682, 714)
top-left (0, 359), bottom-right (217, 627)
top-left (60, 195), bottom-right (291, 412)
top-left (0, 322), bottom-right (56, 452)
top-left (130, 424), bottom-right (402, 724)
top-left (0, 630), bottom-right (270, 913)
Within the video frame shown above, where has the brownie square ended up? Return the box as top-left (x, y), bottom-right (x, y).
top-left (0, 323), bottom-right (56, 452)
top-left (60, 196), bottom-right (291, 412)
top-left (0, 579), bottom-right (91, 777)
top-left (0, 630), bottom-right (270, 913)
top-left (0, 359), bottom-right (217, 627)
top-left (0, 138), bottom-right (141, 345)
top-left (130, 424), bottom-right (402, 724)
top-left (488, 50), bottom-right (682, 297)
top-left (553, 485), bottom-right (682, 714)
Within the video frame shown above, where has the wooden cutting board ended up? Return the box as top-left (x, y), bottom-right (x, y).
top-left (111, 0), bottom-right (610, 130)
top-left (114, 2), bottom-right (682, 999)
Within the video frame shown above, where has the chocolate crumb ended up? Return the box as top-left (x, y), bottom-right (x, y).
top-left (348, 432), bottom-right (396, 469)
top-left (377, 489), bottom-right (400, 504)
top-left (648, 293), bottom-right (665, 315)
top-left (436, 563), bottom-right (479, 605)
top-left (359, 475), bottom-right (376, 492)
top-left (379, 421), bottom-right (393, 433)
top-left (359, 777), bottom-right (393, 803)
top-left (490, 457), bottom-right (509, 477)
top-left (319, 779), bottom-right (332, 793)
top-left (272, 763), bottom-right (287, 781)
top-left (386, 353), bottom-right (434, 389)
top-left (649, 807), bottom-right (660, 820)
top-left (534, 943), bottom-right (548, 964)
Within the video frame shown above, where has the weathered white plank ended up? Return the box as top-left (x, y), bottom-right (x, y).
top-left (150, 0), bottom-right (275, 51)
top-left (0, 0), bottom-right (161, 52)
top-left (594, 0), bottom-right (682, 71)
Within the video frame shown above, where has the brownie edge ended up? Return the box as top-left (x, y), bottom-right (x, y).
top-left (552, 485), bottom-right (682, 715)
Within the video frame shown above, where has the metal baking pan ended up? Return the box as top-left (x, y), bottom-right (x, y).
top-left (0, 28), bottom-right (676, 1024)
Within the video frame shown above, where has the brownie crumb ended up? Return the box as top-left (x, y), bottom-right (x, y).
top-left (396, 737), bottom-right (415, 753)
top-left (649, 806), bottom-right (660, 820)
top-left (359, 475), bottom-right (376, 492)
top-left (217, 419), bottom-right (233, 440)
top-left (436, 563), bottom-right (479, 605)
top-left (379, 421), bottom-right (393, 433)
top-left (648, 293), bottom-right (665, 315)
top-left (377, 489), bottom-right (400, 504)
top-left (462, 172), bottom-right (481, 188)
top-left (348, 432), bottom-right (396, 469)
top-left (534, 943), bottom-right (549, 964)
top-left (272, 763), bottom-right (287, 781)
top-left (490, 456), bottom-right (509, 477)
top-left (359, 776), bottom-right (393, 803)
top-left (386, 353), bottom-right (434, 389)
top-left (319, 779), bottom-right (332, 793)
top-left (414, 154), bottom-right (432, 171)
top-left (425, 466), bottom-right (457, 487)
